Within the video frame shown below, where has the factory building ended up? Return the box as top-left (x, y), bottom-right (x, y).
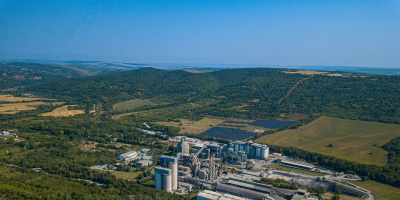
top-left (155, 155), bottom-right (178, 192)
top-left (216, 178), bottom-right (274, 200)
top-left (136, 160), bottom-right (153, 167)
top-left (277, 159), bottom-right (314, 171)
top-left (197, 190), bottom-right (245, 200)
top-left (228, 140), bottom-right (269, 159)
top-left (177, 137), bottom-right (190, 155)
top-left (118, 151), bottom-right (139, 161)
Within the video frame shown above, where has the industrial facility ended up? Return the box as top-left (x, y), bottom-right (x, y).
top-left (228, 140), bottom-right (269, 159)
top-left (151, 134), bottom-right (372, 199)
top-left (118, 151), bottom-right (139, 161)
top-left (155, 155), bottom-right (178, 192)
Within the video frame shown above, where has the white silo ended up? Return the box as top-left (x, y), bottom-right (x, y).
top-left (256, 147), bottom-right (261, 157)
top-left (163, 174), bottom-right (172, 192)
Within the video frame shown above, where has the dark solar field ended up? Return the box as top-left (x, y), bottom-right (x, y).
top-left (200, 127), bottom-right (257, 140)
top-left (224, 121), bottom-right (251, 124)
top-left (250, 120), bottom-right (297, 129)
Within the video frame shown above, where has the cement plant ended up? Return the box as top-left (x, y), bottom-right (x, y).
top-left (140, 136), bottom-right (374, 200)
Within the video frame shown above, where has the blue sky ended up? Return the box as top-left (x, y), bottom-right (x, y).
top-left (1, 0), bottom-right (399, 67)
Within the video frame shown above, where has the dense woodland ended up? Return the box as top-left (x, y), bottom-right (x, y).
top-left (2, 64), bottom-right (400, 198)
top-left (24, 67), bottom-right (400, 123)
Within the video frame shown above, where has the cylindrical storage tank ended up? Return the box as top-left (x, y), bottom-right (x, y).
top-left (256, 147), bottom-right (261, 157)
top-left (239, 145), bottom-right (245, 152)
top-left (261, 147), bottom-right (266, 158)
top-left (155, 173), bottom-right (162, 189)
top-left (163, 174), bottom-right (172, 192)
top-left (169, 162), bottom-right (178, 190)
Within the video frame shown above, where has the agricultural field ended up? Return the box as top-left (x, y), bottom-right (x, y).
top-left (0, 101), bottom-right (47, 114)
top-left (223, 119), bottom-right (297, 129)
top-left (200, 127), bottom-right (257, 140)
top-left (263, 163), bottom-right (325, 176)
top-left (347, 180), bottom-right (400, 200)
top-left (155, 117), bottom-right (226, 134)
top-left (39, 105), bottom-right (85, 117)
top-left (251, 120), bottom-right (297, 129)
top-left (256, 116), bottom-right (400, 165)
top-left (113, 99), bottom-right (156, 111)
top-left (0, 94), bottom-right (46, 102)
top-left (284, 70), bottom-right (328, 75)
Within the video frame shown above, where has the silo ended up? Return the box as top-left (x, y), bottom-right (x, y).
top-left (261, 146), bottom-right (268, 158)
top-left (155, 173), bottom-right (162, 189)
top-left (170, 161), bottom-right (178, 190)
top-left (256, 147), bottom-right (261, 157)
top-left (163, 174), bottom-right (172, 192)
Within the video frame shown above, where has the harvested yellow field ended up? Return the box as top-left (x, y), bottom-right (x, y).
top-left (284, 70), bottom-right (328, 75)
top-left (40, 105), bottom-right (85, 117)
top-left (0, 95), bottom-right (46, 102)
top-left (327, 73), bottom-right (343, 76)
top-left (0, 102), bottom-right (47, 114)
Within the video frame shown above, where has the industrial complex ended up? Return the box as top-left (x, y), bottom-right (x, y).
top-left (149, 136), bottom-right (374, 200)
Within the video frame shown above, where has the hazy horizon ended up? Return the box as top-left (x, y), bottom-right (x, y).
top-left (1, 0), bottom-right (399, 68)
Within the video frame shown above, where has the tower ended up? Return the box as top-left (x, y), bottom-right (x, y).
top-left (155, 155), bottom-right (178, 192)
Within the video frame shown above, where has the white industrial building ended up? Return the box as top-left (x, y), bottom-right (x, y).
top-left (118, 151), bottom-right (139, 161)
top-left (177, 137), bottom-right (190, 155)
top-left (228, 140), bottom-right (269, 159)
top-left (197, 190), bottom-right (245, 200)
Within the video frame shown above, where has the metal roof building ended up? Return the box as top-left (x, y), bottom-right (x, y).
top-left (197, 190), bottom-right (245, 200)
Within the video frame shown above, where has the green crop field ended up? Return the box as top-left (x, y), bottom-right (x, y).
top-left (256, 116), bottom-right (400, 165)
top-left (347, 180), bottom-right (400, 200)
top-left (113, 99), bottom-right (156, 111)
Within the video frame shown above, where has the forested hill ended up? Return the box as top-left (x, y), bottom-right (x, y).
top-left (0, 62), bottom-right (128, 90)
top-left (26, 67), bottom-right (400, 123)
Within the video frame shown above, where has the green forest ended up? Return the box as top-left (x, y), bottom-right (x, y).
top-left (2, 63), bottom-right (400, 198)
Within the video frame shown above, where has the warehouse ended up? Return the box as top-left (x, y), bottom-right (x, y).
top-left (277, 159), bottom-right (314, 171)
top-left (118, 151), bottom-right (139, 161)
top-left (197, 190), bottom-right (245, 200)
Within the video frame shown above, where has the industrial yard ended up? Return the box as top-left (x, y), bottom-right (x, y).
top-left (148, 135), bottom-right (373, 200)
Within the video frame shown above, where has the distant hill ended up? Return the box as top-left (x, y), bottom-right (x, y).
top-left (0, 62), bottom-right (137, 90)
top-left (24, 67), bottom-right (400, 124)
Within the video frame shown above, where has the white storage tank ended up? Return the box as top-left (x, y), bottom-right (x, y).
top-left (163, 174), bottom-right (172, 192)
top-left (256, 147), bottom-right (261, 157)
top-left (170, 162), bottom-right (178, 190)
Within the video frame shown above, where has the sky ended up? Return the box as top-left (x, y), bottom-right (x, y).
top-left (0, 0), bottom-right (399, 67)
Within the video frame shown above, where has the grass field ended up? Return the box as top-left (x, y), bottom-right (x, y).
top-left (0, 101), bottom-right (47, 114)
top-left (0, 94), bottom-right (46, 102)
top-left (155, 117), bottom-right (226, 134)
top-left (322, 192), bottom-right (360, 200)
top-left (263, 163), bottom-right (325, 176)
top-left (113, 99), bottom-right (156, 111)
top-left (347, 180), bottom-right (400, 200)
top-left (256, 116), bottom-right (400, 165)
top-left (111, 171), bottom-right (142, 181)
top-left (39, 105), bottom-right (85, 117)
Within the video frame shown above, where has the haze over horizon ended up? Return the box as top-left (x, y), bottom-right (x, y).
top-left (1, 0), bottom-right (399, 68)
